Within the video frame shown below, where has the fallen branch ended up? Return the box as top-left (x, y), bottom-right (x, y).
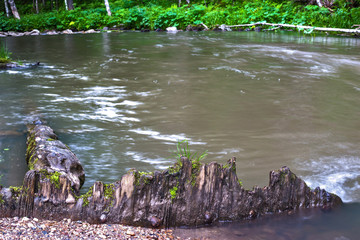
top-left (263, 26), bottom-right (282, 31)
top-left (222, 22), bottom-right (360, 34)
top-left (200, 23), bottom-right (209, 31)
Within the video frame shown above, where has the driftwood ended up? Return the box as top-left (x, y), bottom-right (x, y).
top-left (0, 121), bottom-right (343, 228)
top-left (222, 22), bottom-right (360, 34)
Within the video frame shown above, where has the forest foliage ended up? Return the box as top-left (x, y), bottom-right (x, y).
top-left (1, 0), bottom-right (360, 32)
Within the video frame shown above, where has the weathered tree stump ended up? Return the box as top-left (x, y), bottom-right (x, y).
top-left (0, 121), bottom-right (342, 228)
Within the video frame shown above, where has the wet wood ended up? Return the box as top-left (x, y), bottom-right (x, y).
top-left (0, 120), bottom-right (343, 228)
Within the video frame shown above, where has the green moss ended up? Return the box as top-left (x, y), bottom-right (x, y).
top-left (290, 173), bottom-right (296, 181)
top-left (104, 183), bottom-right (115, 200)
top-left (50, 172), bottom-right (61, 188)
top-left (26, 134), bottom-right (38, 170)
top-left (131, 170), bottom-right (154, 186)
top-left (39, 169), bottom-right (62, 189)
top-left (9, 186), bottom-right (24, 199)
top-left (0, 58), bottom-right (11, 63)
top-left (28, 157), bottom-right (38, 170)
top-left (46, 138), bottom-right (55, 141)
top-left (104, 183), bottom-right (116, 212)
top-left (168, 160), bottom-right (182, 175)
top-left (0, 194), bottom-right (4, 204)
top-left (139, 171), bottom-right (153, 185)
top-left (190, 160), bottom-right (201, 187)
top-left (170, 185), bottom-right (178, 201)
top-left (238, 179), bottom-right (243, 187)
top-left (76, 186), bottom-right (94, 207)
top-left (223, 164), bottom-right (229, 169)
top-left (222, 163), bottom-right (236, 172)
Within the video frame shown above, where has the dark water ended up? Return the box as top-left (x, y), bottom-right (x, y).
top-left (175, 203), bottom-right (360, 240)
top-left (0, 31), bottom-right (359, 238)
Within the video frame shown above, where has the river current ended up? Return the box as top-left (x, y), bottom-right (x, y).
top-left (1, 31), bottom-right (359, 239)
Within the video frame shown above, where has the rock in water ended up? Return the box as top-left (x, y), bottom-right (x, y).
top-left (166, 27), bottom-right (178, 33)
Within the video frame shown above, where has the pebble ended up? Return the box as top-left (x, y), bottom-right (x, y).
top-left (0, 217), bottom-right (181, 239)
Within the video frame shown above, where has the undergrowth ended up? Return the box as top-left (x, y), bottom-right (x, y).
top-left (1, 1), bottom-right (359, 32)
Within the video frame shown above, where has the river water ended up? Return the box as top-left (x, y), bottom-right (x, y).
top-left (1, 31), bottom-right (359, 238)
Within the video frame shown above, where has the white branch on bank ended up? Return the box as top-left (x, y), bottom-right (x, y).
top-left (221, 22), bottom-right (360, 34)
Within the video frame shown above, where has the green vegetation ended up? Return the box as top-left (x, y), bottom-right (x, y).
top-left (0, 1), bottom-right (359, 32)
top-left (9, 186), bottom-right (24, 199)
top-left (104, 183), bottom-right (115, 200)
top-left (128, 169), bottom-right (154, 186)
top-left (28, 156), bottom-right (38, 170)
top-left (169, 184), bottom-right (178, 201)
top-left (0, 43), bottom-right (12, 63)
top-left (39, 169), bottom-right (62, 189)
top-left (173, 139), bottom-right (208, 163)
top-left (77, 186), bottom-right (93, 207)
top-left (169, 140), bottom-right (207, 187)
top-left (169, 139), bottom-right (207, 176)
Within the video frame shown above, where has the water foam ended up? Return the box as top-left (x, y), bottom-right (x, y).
top-left (296, 156), bottom-right (360, 202)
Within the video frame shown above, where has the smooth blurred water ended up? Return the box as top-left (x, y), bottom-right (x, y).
top-left (0, 32), bottom-right (359, 238)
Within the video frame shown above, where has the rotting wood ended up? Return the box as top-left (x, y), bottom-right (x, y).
top-left (0, 120), bottom-right (343, 228)
top-left (222, 22), bottom-right (360, 34)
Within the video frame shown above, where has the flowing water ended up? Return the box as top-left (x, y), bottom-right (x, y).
top-left (1, 31), bottom-right (359, 238)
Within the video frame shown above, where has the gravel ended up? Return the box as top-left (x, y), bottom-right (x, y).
top-left (0, 217), bottom-right (180, 240)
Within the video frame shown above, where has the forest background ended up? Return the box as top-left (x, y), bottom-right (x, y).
top-left (1, 0), bottom-right (360, 32)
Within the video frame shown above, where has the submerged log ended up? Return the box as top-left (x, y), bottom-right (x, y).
top-left (0, 121), bottom-right (342, 227)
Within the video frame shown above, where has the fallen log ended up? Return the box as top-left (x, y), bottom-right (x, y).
top-left (0, 121), bottom-right (343, 227)
top-left (221, 22), bottom-right (360, 34)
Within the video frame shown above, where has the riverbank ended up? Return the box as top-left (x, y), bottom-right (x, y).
top-left (1, 2), bottom-right (360, 34)
top-left (0, 217), bottom-right (180, 239)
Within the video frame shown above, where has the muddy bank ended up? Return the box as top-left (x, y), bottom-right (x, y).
top-left (0, 120), bottom-right (342, 228)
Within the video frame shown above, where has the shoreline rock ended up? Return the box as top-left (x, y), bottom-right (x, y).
top-left (0, 120), bottom-right (343, 228)
top-left (0, 61), bottom-right (41, 70)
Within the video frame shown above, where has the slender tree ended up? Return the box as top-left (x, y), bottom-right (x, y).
top-left (64, 0), bottom-right (68, 10)
top-left (35, 0), bottom-right (39, 14)
top-left (7, 0), bottom-right (20, 19)
top-left (104, 0), bottom-right (111, 16)
top-left (3, 0), bottom-right (10, 17)
top-left (67, 0), bottom-right (74, 10)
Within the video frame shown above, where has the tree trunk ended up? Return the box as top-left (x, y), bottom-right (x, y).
top-left (35, 0), bottom-right (39, 14)
top-left (178, 0), bottom-right (181, 7)
top-left (104, 0), bottom-right (111, 16)
top-left (316, 0), bottom-right (323, 7)
top-left (7, 0), bottom-right (20, 19)
top-left (67, 0), bottom-right (74, 10)
top-left (4, 0), bottom-right (10, 17)
top-left (64, 0), bottom-right (68, 10)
